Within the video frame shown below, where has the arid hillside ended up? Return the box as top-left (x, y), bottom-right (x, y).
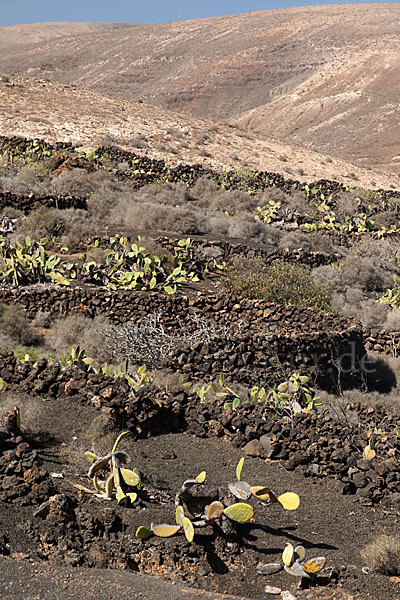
top-left (1, 75), bottom-right (399, 190)
top-left (0, 5), bottom-right (399, 173)
top-left (0, 22), bottom-right (140, 49)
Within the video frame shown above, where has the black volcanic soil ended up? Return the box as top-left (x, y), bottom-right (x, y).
top-left (0, 389), bottom-right (399, 600)
top-left (0, 135), bottom-right (399, 600)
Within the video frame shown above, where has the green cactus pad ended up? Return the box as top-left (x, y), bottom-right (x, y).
top-left (136, 526), bottom-right (153, 539)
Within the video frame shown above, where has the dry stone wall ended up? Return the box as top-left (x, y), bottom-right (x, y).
top-left (0, 285), bottom-right (365, 390)
top-left (1, 350), bottom-right (398, 508)
top-left (2, 135), bottom-right (400, 200)
top-left (0, 191), bottom-right (87, 213)
top-left (155, 236), bottom-right (341, 268)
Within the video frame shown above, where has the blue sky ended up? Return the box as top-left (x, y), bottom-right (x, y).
top-left (1, 0), bottom-right (397, 26)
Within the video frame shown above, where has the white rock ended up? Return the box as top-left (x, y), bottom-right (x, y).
top-left (265, 585), bottom-right (282, 595)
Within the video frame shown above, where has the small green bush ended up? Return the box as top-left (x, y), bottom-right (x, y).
top-left (222, 259), bottom-right (333, 312)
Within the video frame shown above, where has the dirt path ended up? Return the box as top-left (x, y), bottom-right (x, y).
top-left (0, 556), bottom-right (249, 600)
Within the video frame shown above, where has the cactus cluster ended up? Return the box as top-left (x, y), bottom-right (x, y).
top-left (80, 236), bottom-right (201, 294)
top-left (0, 236), bottom-right (75, 286)
top-left (135, 458), bottom-right (299, 543)
top-left (84, 432), bottom-right (140, 504)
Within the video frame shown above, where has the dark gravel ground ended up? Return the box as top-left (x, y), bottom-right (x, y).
top-left (0, 556), bottom-right (249, 600)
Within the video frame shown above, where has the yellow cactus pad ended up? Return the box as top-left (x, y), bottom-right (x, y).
top-left (84, 451), bottom-right (100, 463)
top-left (302, 557), bottom-right (326, 574)
top-left (277, 492), bottom-right (300, 511)
top-left (224, 502), bottom-right (254, 523)
top-left (182, 517), bottom-right (194, 542)
top-left (250, 486), bottom-right (272, 502)
top-left (236, 457), bottom-right (245, 481)
top-left (176, 505), bottom-right (184, 526)
top-left (196, 471), bottom-right (206, 484)
top-left (115, 485), bottom-right (126, 504)
top-left (363, 446), bottom-right (376, 460)
top-left (282, 543), bottom-right (294, 567)
top-left (151, 523), bottom-right (181, 538)
top-left (120, 468), bottom-right (140, 487)
top-left (294, 545), bottom-right (306, 562)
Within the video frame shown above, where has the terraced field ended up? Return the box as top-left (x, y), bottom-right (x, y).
top-left (0, 137), bottom-right (399, 600)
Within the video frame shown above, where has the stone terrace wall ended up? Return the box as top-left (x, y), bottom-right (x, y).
top-left (0, 191), bottom-right (87, 213)
top-left (0, 285), bottom-right (365, 390)
top-left (155, 236), bottom-right (341, 268)
top-left (2, 135), bottom-right (400, 200)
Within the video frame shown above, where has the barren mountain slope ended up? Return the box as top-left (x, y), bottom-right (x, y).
top-left (230, 33), bottom-right (400, 174)
top-left (1, 76), bottom-right (399, 190)
top-left (0, 5), bottom-right (399, 172)
top-left (0, 22), bottom-right (140, 49)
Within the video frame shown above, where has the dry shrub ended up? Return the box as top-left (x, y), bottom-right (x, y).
top-left (373, 210), bottom-right (399, 229)
top-left (206, 213), bottom-right (273, 244)
top-left (0, 164), bottom-right (49, 195)
top-left (48, 314), bottom-right (110, 362)
top-left (86, 178), bottom-right (138, 219)
top-left (14, 207), bottom-right (98, 250)
top-left (307, 232), bottom-right (338, 254)
top-left (340, 256), bottom-right (389, 292)
top-left (333, 191), bottom-right (359, 218)
top-left (109, 201), bottom-right (204, 235)
top-left (133, 182), bottom-right (190, 207)
top-left (130, 137), bottom-right (147, 149)
top-left (383, 310), bottom-right (400, 332)
top-left (282, 189), bottom-right (320, 220)
top-left (278, 231), bottom-right (315, 251)
top-left (0, 303), bottom-right (40, 347)
top-left (15, 206), bottom-right (65, 240)
top-left (357, 299), bottom-right (389, 329)
top-left (320, 352), bottom-right (400, 407)
top-left (151, 370), bottom-right (189, 395)
top-left (312, 265), bottom-right (342, 291)
top-left (31, 310), bottom-right (53, 329)
top-left (48, 168), bottom-right (96, 197)
top-left (350, 236), bottom-right (400, 266)
top-left (0, 207), bottom-right (23, 219)
top-left (188, 177), bottom-right (259, 213)
top-left (331, 291), bottom-right (389, 329)
top-left (108, 181), bottom-right (274, 243)
top-left (58, 208), bottom-right (98, 250)
top-left (257, 186), bottom-right (287, 205)
top-left (361, 536), bottom-right (400, 575)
